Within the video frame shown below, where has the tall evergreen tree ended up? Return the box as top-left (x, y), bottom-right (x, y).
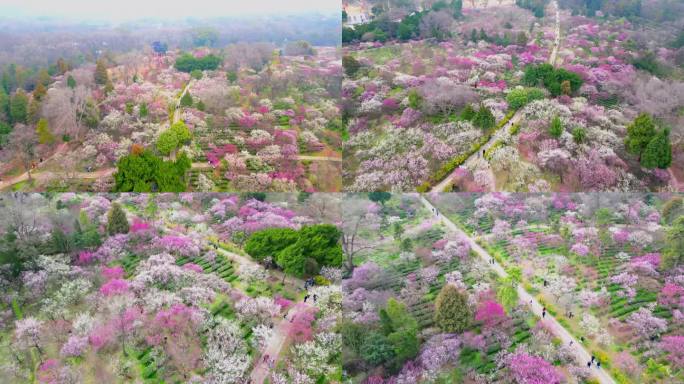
top-left (180, 91), bottom-right (193, 107)
top-left (0, 89), bottom-right (9, 121)
top-left (662, 216), bottom-right (684, 269)
top-left (9, 89), bottom-right (28, 124)
top-left (625, 113), bottom-right (656, 160)
top-left (2, 64), bottom-right (18, 93)
top-left (474, 105), bottom-right (495, 130)
top-left (107, 203), bottom-right (130, 235)
top-left (641, 129), bottom-right (672, 169)
top-left (94, 59), bottom-right (109, 85)
top-left (36, 118), bottom-right (54, 145)
top-left (549, 115), bottom-right (562, 138)
top-left (434, 284), bottom-right (473, 333)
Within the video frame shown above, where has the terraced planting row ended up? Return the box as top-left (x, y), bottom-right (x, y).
top-left (176, 251), bottom-right (240, 283)
top-left (187, 168), bottom-right (231, 191)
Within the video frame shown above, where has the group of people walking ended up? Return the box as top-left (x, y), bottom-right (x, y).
top-left (587, 354), bottom-right (601, 369)
top-left (304, 277), bottom-right (317, 303)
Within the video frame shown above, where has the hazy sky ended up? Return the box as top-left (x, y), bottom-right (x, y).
top-left (0, 0), bottom-right (339, 21)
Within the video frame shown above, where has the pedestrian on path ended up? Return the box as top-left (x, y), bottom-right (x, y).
top-left (542, 307), bottom-right (546, 318)
top-left (587, 360), bottom-right (592, 368)
top-left (304, 294), bottom-right (310, 303)
top-left (596, 361), bottom-right (601, 369)
top-left (591, 355), bottom-right (595, 363)
top-left (313, 294), bottom-right (318, 303)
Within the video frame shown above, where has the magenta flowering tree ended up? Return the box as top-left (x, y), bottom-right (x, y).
top-left (206, 144), bottom-right (238, 167)
top-left (101, 265), bottom-right (124, 280)
top-left (100, 278), bottom-right (130, 296)
top-left (129, 219), bottom-right (151, 233)
top-left (274, 296), bottom-right (293, 311)
top-left (658, 283), bottom-right (684, 310)
top-left (77, 251), bottom-right (95, 265)
top-left (183, 263), bottom-right (204, 274)
top-left (506, 352), bottom-right (563, 384)
top-left (612, 228), bottom-right (630, 245)
top-left (475, 300), bottom-right (507, 329)
top-left (363, 376), bottom-right (384, 384)
top-left (381, 97), bottom-right (399, 112)
top-left (289, 309), bottom-right (315, 343)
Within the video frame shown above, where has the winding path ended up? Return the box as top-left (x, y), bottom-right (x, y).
top-left (248, 301), bottom-right (313, 384)
top-left (173, 81), bottom-right (193, 124)
top-left (208, 241), bottom-right (311, 383)
top-left (430, 2), bottom-right (562, 193)
top-left (0, 156), bottom-right (341, 190)
top-left (420, 195), bottom-right (616, 384)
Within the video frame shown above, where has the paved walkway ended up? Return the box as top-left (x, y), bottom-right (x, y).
top-left (249, 302), bottom-right (312, 384)
top-left (431, 2), bottom-right (562, 193)
top-left (1, 156), bottom-right (340, 190)
top-left (430, 111), bottom-right (524, 192)
top-left (0, 142), bottom-right (70, 189)
top-left (173, 81), bottom-right (192, 124)
top-left (549, 1), bottom-right (561, 66)
top-left (420, 195), bottom-right (616, 384)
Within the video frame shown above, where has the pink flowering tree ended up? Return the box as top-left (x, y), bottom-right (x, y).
top-left (506, 352), bottom-right (563, 384)
top-left (660, 336), bottom-right (684, 369)
top-left (14, 317), bottom-right (45, 356)
top-left (626, 307), bottom-right (667, 341)
top-left (154, 235), bottom-right (200, 257)
top-left (146, 304), bottom-right (203, 379)
top-left (289, 309), bottom-right (315, 343)
top-left (609, 272), bottom-right (638, 299)
top-left (658, 283), bottom-right (684, 310)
